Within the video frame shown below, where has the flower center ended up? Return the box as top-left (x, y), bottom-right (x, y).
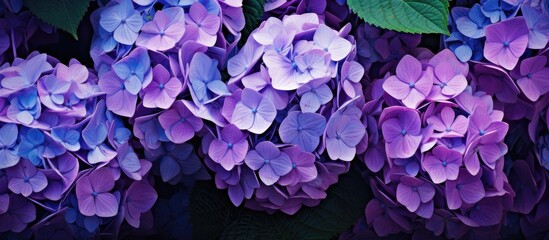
top-left (227, 143), bottom-right (233, 149)
top-left (292, 163), bottom-right (297, 169)
top-left (291, 62), bottom-right (298, 70)
top-left (121, 19), bottom-right (126, 24)
top-left (180, 118), bottom-right (187, 123)
top-left (412, 186), bottom-right (418, 192)
top-left (297, 126), bottom-right (303, 132)
top-left (408, 82), bottom-right (415, 88)
top-left (251, 108), bottom-right (257, 114)
top-left (527, 73), bottom-right (533, 79)
top-left (456, 184), bottom-right (463, 190)
top-left (336, 134), bottom-right (341, 140)
top-left (503, 41), bottom-right (510, 47)
top-left (445, 127), bottom-right (452, 132)
top-left (92, 191), bottom-right (98, 197)
top-left (442, 160), bottom-right (447, 167)
top-left (400, 129), bottom-right (407, 135)
top-left (159, 83), bottom-right (165, 89)
top-left (23, 176), bottom-right (29, 183)
top-left (264, 159), bottom-right (270, 164)
top-left (479, 129), bottom-right (485, 136)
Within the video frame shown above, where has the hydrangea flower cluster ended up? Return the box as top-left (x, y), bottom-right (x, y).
top-left (353, 48), bottom-right (513, 237)
top-left (197, 12), bottom-right (367, 214)
top-left (340, 1), bottom-right (549, 238)
top-left (2, 0), bottom-right (549, 238)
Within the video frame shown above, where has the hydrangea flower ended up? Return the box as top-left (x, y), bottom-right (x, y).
top-left (313, 24), bottom-right (352, 61)
top-left (279, 111), bottom-right (326, 152)
top-left (158, 100), bottom-right (204, 144)
top-left (296, 78), bottom-right (333, 112)
top-left (189, 52), bottom-right (230, 104)
top-left (484, 17), bottom-right (529, 70)
top-left (0, 195), bottom-right (35, 233)
top-left (423, 146), bottom-right (462, 184)
top-left (445, 169), bottom-right (485, 210)
top-left (185, 2), bottom-right (220, 47)
top-left (6, 87), bottom-right (41, 125)
top-left (380, 107), bottom-right (422, 159)
top-left (522, 5), bottom-right (549, 49)
top-left (244, 141), bottom-right (292, 186)
top-left (277, 146), bottom-right (318, 186)
top-left (98, 71), bottom-right (138, 117)
top-left (136, 7), bottom-right (186, 51)
top-left (142, 65), bottom-right (182, 109)
top-left (325, 114), bottom-right (365, 161)
top-left (510, 56), bottom-right (549, 101)
top-left (382, 55), bottom-right (433, 109)
top-left (456, 4), bottom-right (491, 39)
top-left (75, 168), bottom-right (119, 217)
top-left (396, 176), bottom-right (435, 218)
top-left (99, 0), bottom-right (143, 45)
top-left (6, 159), bottom-right (47, 197)
top-left (208, 124), bottom-right (249, 171)
top-left (0, 124), bottom-right (19, 169)
top-left (231, 88), bottom-right (276, 134)
top-left (123, 181), bottom-right (157, 228)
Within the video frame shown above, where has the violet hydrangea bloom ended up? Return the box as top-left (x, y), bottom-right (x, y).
top-left (158, 100), bottom-right (204, 144)
top-left (99, 0), bottom-right (143, 45)
top-left (484, 17), bottom-right (529, 70)
top-left (123, 181), bottom-right (157, 228)
top-left (382, 55), bottom-right (433, 109)
top-left (6, 159), bottom-right (47, 197)
top-left (142, 64), bottom-right (182, 109)
top-left (185, 2), bottom-right (221, 47)
top-left (98, 71), bottom-right (138, 117)
top-left (313, 24), bottom-right (352, 61)
top-left (325, 113), bottom-right (365, 161)
top-left (380, 106), bottom-right (423, 159)
top-left (244, 141), bottom-right (292, 186)
top-left (396, 176), bottom-right (435, 218)
top-left (0, 123), bottom-right (19, 169)
top-left (423, 146), bottom-right (462, 184)
top-left (445, 169), bottom-right (486, 210)
top-left (0, 195), bottom-right (35, 233)
top-left (456, 4), bottom-right (491, 39)
top-left (208, 124), bottom-right (249, 171)
top-left (279, 111), bottom-right (326, 152)
top-left (278, 146), bottom-right (317, 186)
top-left (189, 52), bottom-right (230, 104)
top-left (510, 56), bottom-right (549, 101)
top-left (231, 88), bottom-right (276, 134)
top-left (522, 5), bottom-right (549, 49)
top-left (136, 7), bottom-right (185, 51)
top-left (113, 47), bottom-right (152, 94)
top-left (75, 168), bottom-right (119, 217)
top-left (296, 79), bottom-right (333, 113)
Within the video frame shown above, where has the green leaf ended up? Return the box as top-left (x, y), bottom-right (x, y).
top-left (240, 0), bottom-right (265, 46)
top-left (24, 0), bottom-right (90, 39)
top-left (347, 0), bottom-right (450, 35)
top-left (189, 164), bottom-right (370, 239)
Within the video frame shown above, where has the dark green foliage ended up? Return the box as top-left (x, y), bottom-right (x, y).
top-left (189, 164), bottom-right (370, 240)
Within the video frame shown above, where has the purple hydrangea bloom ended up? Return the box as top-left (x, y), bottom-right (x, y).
top-left (185, 2), bottom-right (221, 47)
top-left (123, 181), bottom-right (157, 228)
top-left (445, 169), bottom-right (486, 210)
top-left (189, 52), bottom-right (230, 104)
top-left (380, 106), bottom-right (422, 159)
top-left (0, 195), bottom-right (35, 232)
top-left (209, 124), bottom-right (249, 171)
top-left (510, 56), bottom-right (549, 101)
top-left (244, 141), bottom-right (292, 186)
top-left (231, 88), bottom-right (276, 134)
top-left (75, 168), bottom-right (119, 217)
top-left (99, 0), bottom-right (143, 45)
top-left (484, 17), bottom-right (529, 70)
top-left (98, 71), bottom-right (138, 117)
top-left (423, 146), bottom-right (462, 184)
top-left (279, 111), bottom-right (326, 152)
top-left (142, 64), bottom-right (182, 109)
top-left (456, 4), bottom-right (491, 39)
top-left (158, 100), bottom-right (204, 144)
top-left (6, 87), bottom-right (41, 125)
top-left (296, 78), bottom-right (333, 113)
top-left (396, 176), bottom-right (435, 218)
top-left (325, 114), bottom-right (365, 161)
top-left (0, 123), bottom-right (19, 169)
top-left (241, 65), bottom-right (289, 110)
top-left (136, 7), bottom-right (186, 51)
top-left (313, 24), bottom-right (352, 61)
top-left (6, 159), bottom-right (47, 197)
top-left (278, 146), bottom-right (318, 186)
top-left (382, 55), bottom-right (433, 109)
